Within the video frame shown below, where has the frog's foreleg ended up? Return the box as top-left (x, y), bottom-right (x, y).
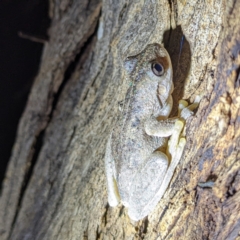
top-left (105, 135), bottom-right (120, 206)
top-left (144, 117), bottom-right (178, 137)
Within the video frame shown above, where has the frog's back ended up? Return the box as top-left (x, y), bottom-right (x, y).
top-left (111, 84), bottom-right (162, 172)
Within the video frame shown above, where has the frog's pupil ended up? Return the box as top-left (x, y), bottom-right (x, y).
top-left (154, 63), bottom-right (162, 72)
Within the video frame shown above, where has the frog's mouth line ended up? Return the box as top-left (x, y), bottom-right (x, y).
top-left (157, 94), bottom-right (163, 109)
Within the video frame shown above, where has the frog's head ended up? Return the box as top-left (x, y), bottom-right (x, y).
top-left (124, 43), bottom-right (173, 104)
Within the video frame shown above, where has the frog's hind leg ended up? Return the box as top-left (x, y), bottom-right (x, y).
top-left (128, 151), bottom-right (169, 221)
top-left (105, 135), bottom-right (120, 207)
top-left (140, 124), bottom-right (186, 220)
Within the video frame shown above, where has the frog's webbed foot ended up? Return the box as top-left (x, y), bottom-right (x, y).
top-left (167, 119), bottom-right (185, 159)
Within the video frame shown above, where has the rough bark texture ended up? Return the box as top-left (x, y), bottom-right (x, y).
top-left (0, 0), bottom-right (240, 239)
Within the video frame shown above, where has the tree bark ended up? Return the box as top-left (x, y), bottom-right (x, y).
top-left (1, 0), bottom-right (240, 239)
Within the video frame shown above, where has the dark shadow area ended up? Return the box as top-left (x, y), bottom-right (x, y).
top-left (163, 25), bottom-right (191, 115)
top-left (0, 0), bottom-right (50, 188)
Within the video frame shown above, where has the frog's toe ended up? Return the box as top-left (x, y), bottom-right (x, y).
top-left (178, 137), bottom-right (186, 149)
top-left (179, 99), bottom-right (188, 108)
top-left (180, 107), bottom-right (194, 120)
top-left (173, 137), bottom-right (186, 159)
top-left (167, 120), bottom-right (184, 156)
top-left (178, 100), bottom-right (188, 115)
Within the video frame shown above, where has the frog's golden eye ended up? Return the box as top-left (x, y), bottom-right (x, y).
top-left (151, 62), bottom-right (164, 76)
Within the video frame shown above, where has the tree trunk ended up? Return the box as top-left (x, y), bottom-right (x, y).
top-left (1, 0), bottom-right (240, 239)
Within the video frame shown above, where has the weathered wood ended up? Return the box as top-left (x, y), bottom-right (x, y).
top-left (1, 0), bottom-right (240, 239)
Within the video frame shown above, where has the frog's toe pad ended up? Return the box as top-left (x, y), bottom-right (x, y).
top-left (178, 137), bottom-right (186, 148)
top-left (180, 108), bottom-right (193, 120)
top-left (178, 100), bottom-right (188, 110)
top-left (175, 119), bottom-right (184, 131)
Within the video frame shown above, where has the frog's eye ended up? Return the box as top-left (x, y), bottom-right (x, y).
top-left (151, 62), bottom-right (164, 76)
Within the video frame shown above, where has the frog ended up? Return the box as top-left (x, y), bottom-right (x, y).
top-left (105, 43), bottom-right (199, 221)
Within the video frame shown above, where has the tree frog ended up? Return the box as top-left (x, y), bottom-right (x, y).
top-left (105, 43), bottom-right (198, 221)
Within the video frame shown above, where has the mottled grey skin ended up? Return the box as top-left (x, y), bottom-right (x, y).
top-left (105, 44), bottom-right (192, 220)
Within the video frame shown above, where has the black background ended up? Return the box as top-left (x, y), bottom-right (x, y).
top-left (0, 0), bottom-right (50, 188)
